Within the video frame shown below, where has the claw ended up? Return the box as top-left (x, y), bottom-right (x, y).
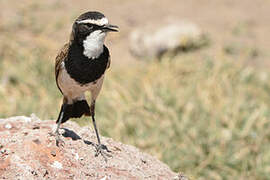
top-left (50, 131), bottom-right (65, 147)
top-left (55, 134), bottom-right (65, 147)
top-left (95, 144), bottom-right (112, 161)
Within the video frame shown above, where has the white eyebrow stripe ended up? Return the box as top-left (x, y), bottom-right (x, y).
top-left (77, 18), bottom-right (109, 26)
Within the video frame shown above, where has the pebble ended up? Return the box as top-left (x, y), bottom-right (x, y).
top-left (1, 148), bottom-right (10, 155)
top-left (75, 153), bottom-right (79, 160)
top-left (51, 150), bottom-right (56, 157)
top-left (32, 125), bottom-right (40, 130)
top-left (4, 123), bottom-right (12, 129)
top-left (71, 149), bottom-right (80, 160)
top-left (51, 161), bottom-right (63, 169)
top-left (31, 113), bottom-right (40, 122)
top-left (100, 176), bottom-right (107, 180)
top-left (0, 149), bottom-right (6, 154)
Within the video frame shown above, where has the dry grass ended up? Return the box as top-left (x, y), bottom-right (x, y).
top-left (3, 43), bottom-right (270, 179)
top-left (96, 54), bottom-right (270, 179)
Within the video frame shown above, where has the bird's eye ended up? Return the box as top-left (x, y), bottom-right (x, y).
top-left (86, 24), bottom-right (93, 29)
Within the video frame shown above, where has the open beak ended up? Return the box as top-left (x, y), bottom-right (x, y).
top-left (102, 24), bottom-right (119, 32)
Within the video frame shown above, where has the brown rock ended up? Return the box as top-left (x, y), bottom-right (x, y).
top-left (0, 115), bottom-right (186, 180)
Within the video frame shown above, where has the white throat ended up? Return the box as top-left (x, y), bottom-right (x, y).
top-left (83, 30), bottom-right (106, 59)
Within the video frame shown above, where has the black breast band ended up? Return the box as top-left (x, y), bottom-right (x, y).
top-left (65, 43), bottom-right (109, 85)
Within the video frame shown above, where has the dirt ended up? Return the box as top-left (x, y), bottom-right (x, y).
top-left (1, 0), bottom-right (269, 66)
top-left (0, 115), bottom-right (186, 180)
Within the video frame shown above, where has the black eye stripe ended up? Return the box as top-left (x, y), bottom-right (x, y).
top-left (85, 23), bottom-right (103, 29)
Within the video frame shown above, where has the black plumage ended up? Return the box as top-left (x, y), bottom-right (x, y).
top-left (77, 11), bottom-right (105, 21)
top-left (56, 100), bottom-right (90, 124)
top-left (65, 43), bottom-right (109, 85)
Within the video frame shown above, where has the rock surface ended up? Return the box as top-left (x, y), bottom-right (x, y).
top-left (0, 115), bottom-right (186, 180)
top-left (129, 20), bottom-right (208, 59)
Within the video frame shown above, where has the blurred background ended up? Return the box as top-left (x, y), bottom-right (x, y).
top-left (0, 0), bottom-right (270, 179)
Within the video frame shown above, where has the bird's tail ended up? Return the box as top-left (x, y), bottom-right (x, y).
top-left (56, 100), bottom-right (91, 124)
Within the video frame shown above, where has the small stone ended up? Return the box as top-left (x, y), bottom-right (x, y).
top-left (4, 123), bottom-right (12, 129)
top-left (33, 139), bottom-right (41, 144)
top-left (100, 176), bottom-right (107, 180)
top-left (141, 159), bottom-right (147, 164)
top-left (47, 135), bottom-right (55, 142)
top-left (75, 153), bottom-right (79, 160)
top-left (30, 113), bottom-right (39, 122)
top-left (0, 149), bottom-right (6, 154)
top-left (32, 125), bottom-right (40, 130)
top-left (174, 173), bottom-right (189, 180)
top-left (43, 169), bottom-right (49, 177)
top-left (51, 161), bottom-right (63, 169)
top-left (1, 148), bottom-right (10, 155)
top-left (51, 150), bottom-right (56, 157)
top-left (31, 170), bottom-right (38, 176)
top-left (8, 116), bottom-right (32, 122)
top-left (113, 146), bottom-right (122, 151)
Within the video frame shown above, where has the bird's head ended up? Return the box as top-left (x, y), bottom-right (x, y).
top-left (71, 11), bottom-right (118, 45)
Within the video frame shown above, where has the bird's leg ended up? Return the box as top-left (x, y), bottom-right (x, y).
top-left (54, 103), bottom-right (67, 147)
top-left (90, 101), bottom-right (111, 161)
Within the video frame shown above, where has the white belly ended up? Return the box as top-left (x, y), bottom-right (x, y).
top-left (58, 63), bottom-right (104, 103)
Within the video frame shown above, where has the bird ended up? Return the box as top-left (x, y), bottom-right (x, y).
top-left (54, 11), bottom-right (118, 159)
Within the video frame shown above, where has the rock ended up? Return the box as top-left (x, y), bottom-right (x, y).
top-left (0, 115), bottom-right (187, 179)
top-left (4, 123), bottom-right (12, 129)
top-left (51, 161), bottom-right (63, 169)
top-left (129, 20), bottom-right (209, 59)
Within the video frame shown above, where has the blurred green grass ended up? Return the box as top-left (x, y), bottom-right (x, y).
top-left (1, 1), bottom-right (270, 179)
top-left (99, 56), bottom-right (270, 180)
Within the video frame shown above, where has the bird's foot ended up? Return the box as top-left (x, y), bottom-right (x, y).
top-left (50, 131), bottom-right (65, 147)
top-left (95, 144), bottom-right (112, 162)
top-left (55, 133), bottom-right (65, 147)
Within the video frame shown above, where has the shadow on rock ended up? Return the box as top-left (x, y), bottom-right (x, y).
top-left (62, 128), bottom-right (95, 146)
top-left (62, 128), bottom-right (81, 140)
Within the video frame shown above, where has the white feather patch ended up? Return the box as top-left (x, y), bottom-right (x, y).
top-left (77, 18), bottom-right (109, 26)
top-left (83, 30), bottom-right (105, 59)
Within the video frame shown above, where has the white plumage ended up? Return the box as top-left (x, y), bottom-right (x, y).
top-left (83, 30), bottom-right (106, 59)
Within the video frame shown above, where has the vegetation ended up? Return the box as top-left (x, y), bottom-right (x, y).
top-left (2, 46), bottom-right (270, 179)
top-left (100, 55), bottom-right (270, 180)
top-left (0, 1), bottom-right (269, 179)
